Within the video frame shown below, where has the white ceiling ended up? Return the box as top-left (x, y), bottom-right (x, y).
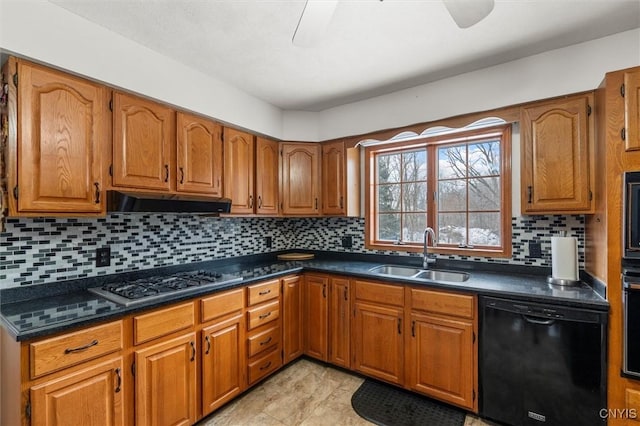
top-left (49, 0), bottom-right (640, 112)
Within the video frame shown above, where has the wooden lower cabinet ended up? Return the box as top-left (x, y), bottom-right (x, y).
top-left (282, 276), bottom-right (304, 363)
top-left (408, 313), bottom-right (475, 410)
top-left (30, 357), bottom-right (125, 426)
top-left (135, 333), bottom-right (197, 426)
top-left (329, 278), bottom-right (350, 368)
top-left (304, 275), bottom-right (329, 361)
top-left (353, 301), bottom-right (404, 385)
top-left (201, 314), bottom-right (245, 416)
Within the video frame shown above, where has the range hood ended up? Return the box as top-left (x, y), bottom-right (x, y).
top-left (107, 191), bottom-right (232, 214)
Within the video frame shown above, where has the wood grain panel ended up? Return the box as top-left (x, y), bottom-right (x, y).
top-left (624, 69), bottom-right (640, 151)
top-left (247, 325), bottom-right (280, 358)
top-left (304, 275), bottom-right (328, 361)
top-left (30, 321), bottom-right (123, 379)
top-left (410, 288), bottom-right (474, 319)
top-left (112, 92), bottom-right (174, 191)
top-left (246, 300), bottom-right (280, 331)
top-left (30, 358), bottom-right (124, 426)
top-left (201, 288), bottom-right (243, 323)
top-left (223, 128), bottom-right (254, 214)
top-left (246, 280), bottom-right (280, 306)
top-left (329, 277), bottom-right (351, 368)
top-left (281, 143), bottom-right (320, 215)
top-left (133, 302), bottom-right (194, 345)
top-left (354, 280), bottom-right (404, 307)
top-left (176, 112), bottom-right (222, 195)
top-left (247, 348), bottom-right (281, 386)
top-left (282, 276), bottom-right (304, 363)
top-left (255, 137), bottom-right (279, 215)
top-left (17, 60), bottom-right (106, 213)
top-left (322, 141), bottom-right (345, 215)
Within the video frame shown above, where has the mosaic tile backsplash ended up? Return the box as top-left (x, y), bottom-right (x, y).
top-left (0, 214), bottom-right (584, 289)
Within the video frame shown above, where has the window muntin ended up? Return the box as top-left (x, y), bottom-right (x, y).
top-left (366, 125), bottom-right (511, 257)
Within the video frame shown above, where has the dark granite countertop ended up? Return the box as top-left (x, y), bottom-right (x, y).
top-left (1, 252), bottom-right (608, 341)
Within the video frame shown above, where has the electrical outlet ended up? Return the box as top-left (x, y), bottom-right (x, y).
top-left (528, 242), bottom-right (542, 258)
top-left (96, 247), bottom-right (111, 267)
top-left (265, 236), bottom-right (272, 248)
top-left (342, 236), bottom-right (353, 248)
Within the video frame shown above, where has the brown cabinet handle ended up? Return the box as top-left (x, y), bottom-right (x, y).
top-left (260, 337), bottom-right (273, 346)
top-left (259, 311), bottom-right (271, 320)
top-left (179, 167), bottom-right (184, 184)
top-left (315, 198), bottom-right (318, 210)
top-left (397, 318), bottom-right (402, 335)
top-left (340, 196), bottom-right (344, 209)
top-left (249, 195), bottom-right (254, 208)
top-left (190, 341), bottom-right (196, 361)
top-left (164, 164), bottom-right (169, 182)
top-left (94, 182), bottom-right (100, 204)
top-left (205, 335), bottom-right (211, 355)
top-left (411, 320), bottom-right (416, 337)
top-left (260, 361), bottom-right (272, 371)
top-left (258, 195), bottom-right (262, 209)
top-left (527, 186), bottom-right (532, 204)
top-left (259, 289), bottom-right (271, 296)
top-left (65, 339), bottom-right (98, 354)
top-left (115, 368), bottom-right (122, 393)
top-left (343, 286), bottom-right (348, 301)
top-left (322, 284), bottom-right (327, 298)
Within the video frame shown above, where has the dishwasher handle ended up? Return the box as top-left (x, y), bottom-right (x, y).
top-left (522, 314), bottom-right (555, 325)
top-left (482, 297), bottom-right (605, 324)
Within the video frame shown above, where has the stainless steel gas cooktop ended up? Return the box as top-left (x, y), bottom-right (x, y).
top-left (89, 270), bottom-right (243, 306)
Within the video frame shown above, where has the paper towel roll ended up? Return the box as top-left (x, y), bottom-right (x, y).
top-left (551, 236), bottom-right (578, 281)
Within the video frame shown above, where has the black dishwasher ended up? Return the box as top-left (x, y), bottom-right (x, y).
top-left (480, 296), bottom-right (607, 426)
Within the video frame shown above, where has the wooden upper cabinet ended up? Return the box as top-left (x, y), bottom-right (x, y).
top-left (322, 141), bottom-right (345, 215)
top-left (624, 68), bottom-right (640, 151)
top-left (112, 92), bottom-right (175, 191)
top-left (521, 93), bottom-right (594, 214)
top-left (14, 59), bottom-right (107, 214)
top-left (224, 128), bottom-right (255, 214)
top-left (255, 137), bottom-right (279, 215)
top-left (281, 143), bottom-right (321, 215)
top-left (176, 112), bottom-right (222, 195)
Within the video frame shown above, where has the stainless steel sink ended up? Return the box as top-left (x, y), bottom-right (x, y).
top-left (413, 269), bottom-right (470, 282)
top-left (368, 265), bottom-right (423, 277)
top-left (368, 264), bottom-right (470, 283)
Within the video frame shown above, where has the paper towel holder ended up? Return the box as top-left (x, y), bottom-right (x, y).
top-left (546, 276), bottom-right (580, 286)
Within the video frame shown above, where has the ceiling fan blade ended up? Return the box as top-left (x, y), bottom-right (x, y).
top-left (292, 0), bottom-right (339, 47)
top-left (443, 0), bottom-right (495, 29)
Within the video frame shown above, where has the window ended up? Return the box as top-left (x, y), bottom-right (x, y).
top-left (365, 125), bottom-right (512, 257)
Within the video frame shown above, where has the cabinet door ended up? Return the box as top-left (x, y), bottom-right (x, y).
top-left (176, 112), bottom-right (222, 195)
top-left (624, 69), bottom-right (640, 151)
top-left (135, 333), bottom-right (196, 426)
top-left (329, 278), bottom-right (350, 368)
top-left (281, 143), bottom-right (321, 215)
top-left (521, 94), bottom-right (592, 213)
top-left (224, 128), bottom-right (255, 214)
top-left (322, 141), bottom-right (345, 215)
top-left (255, 137), bottom-right (279, 215)
top-left (353, 302), bottom-right (404, 385)
top-left (304, 275), bottom-right (328, 361)
top-left (17, 61), bottom-right (106, 213)
top-left (408, 313), bottom-right (475, 410)
top-left (113, 92), bottom-right (175, 191)
top-left (202, 314), bottom-right (244, 416)
top-left (30, 358), bottom-right (124, 426)
top-left (283, 276), bottom-right (304, 363)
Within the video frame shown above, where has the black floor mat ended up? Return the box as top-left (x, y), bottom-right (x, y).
top-left (351, 379), bottom-right (466, 426)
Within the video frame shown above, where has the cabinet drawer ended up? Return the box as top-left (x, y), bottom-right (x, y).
top-left (247, 325), bottom-right (280, 358)
top-left (30, 321), bottom-right (123, 379)
top-left (247, 280), bottom-right (280, 306)
top-left (247, 300), bottom-right (280, 331)
top-left (134, 302), bottom-right (194, 345)
top-left (247, 348), bottom-right (282, 386)
top-left (355, 281), bottom-right (404, 307)
top-left (411, 288), bottom-right (474, 319)
top-left (201, 288), bottom-right (244, 323)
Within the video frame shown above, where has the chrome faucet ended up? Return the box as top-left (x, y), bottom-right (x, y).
top-left (423, 227), bottom-right (437, 269)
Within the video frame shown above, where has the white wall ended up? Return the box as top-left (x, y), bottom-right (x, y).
top-left (314, 29), bottom-right (640, 141)
top-left (1, 2), bottom-right (639, 143)
top-left (0, 0), bottom-right (284, 138)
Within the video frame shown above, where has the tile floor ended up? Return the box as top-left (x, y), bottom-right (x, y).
top-left (198, 358), bottom-right (494, 426)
